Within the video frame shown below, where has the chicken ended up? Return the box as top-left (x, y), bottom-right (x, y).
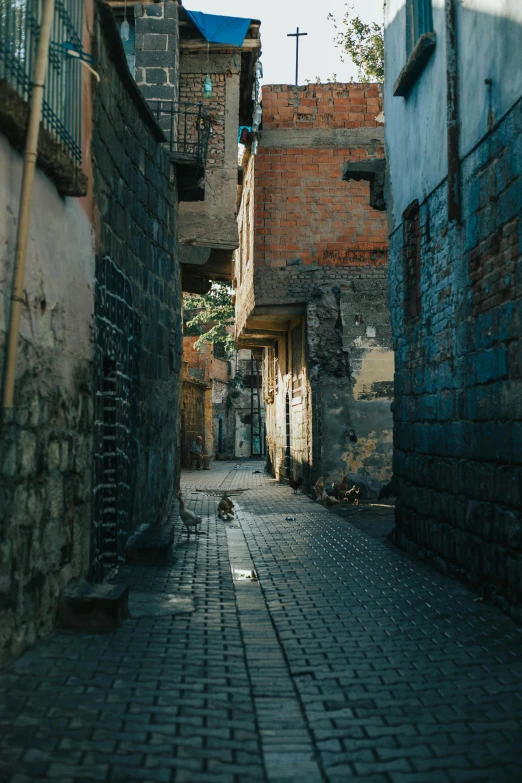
top-left (314, 476), bottom-right (325, 500)
top-left (217, 492), bottom-right (235, 520)
top-left (344, 485), bottom-right (361, 506)
top-left (289, 476), bottom-right (303, 494)
top-left (176, 491), bottom-right (203, 535)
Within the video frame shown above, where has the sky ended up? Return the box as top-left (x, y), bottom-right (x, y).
top-left (184, 0), bottom-right (385, 86)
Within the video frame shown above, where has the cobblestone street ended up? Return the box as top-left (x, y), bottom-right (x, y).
top-left (1, 461), bottom-right (522, 783)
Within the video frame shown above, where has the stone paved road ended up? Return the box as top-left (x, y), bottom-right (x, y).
top-left (1, 461), bottom-right (522, 783)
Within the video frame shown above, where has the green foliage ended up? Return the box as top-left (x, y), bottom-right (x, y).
top-left (328, 4), bottom-right (384, 83)
top-left (184, 283), bottom-right (235, 354)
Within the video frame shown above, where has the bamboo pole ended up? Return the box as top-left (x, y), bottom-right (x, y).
top-left (3, 0), bottom-right (56, 409)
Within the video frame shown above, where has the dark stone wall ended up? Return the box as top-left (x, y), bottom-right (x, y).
top-left (390, 95), bottom-right (522, 619)
top-left (91, 2), bottom-right (182, 578)
top-left (134, 1), bottom-right (179, 105)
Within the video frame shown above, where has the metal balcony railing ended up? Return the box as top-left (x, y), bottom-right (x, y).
top-left (0, 0), bottom-right (83, 165)
top-left (148, 100), bottom-right (211, 169)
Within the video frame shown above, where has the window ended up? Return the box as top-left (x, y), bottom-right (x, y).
top-left (406, 0), bottom-right (434, 55)
top-left (394, 0), bottom-right (435, 98)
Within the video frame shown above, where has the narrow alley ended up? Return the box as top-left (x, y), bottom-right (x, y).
top-left (1, 462), bottom-right (522, 783)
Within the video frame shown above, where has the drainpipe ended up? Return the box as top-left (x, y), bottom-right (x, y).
top-left (445, 0), bottom-right (460, 222)
top-left (2, 0), bottom-right (56, 410)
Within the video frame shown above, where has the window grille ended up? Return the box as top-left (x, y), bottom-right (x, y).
top-left (148, 100), bottom-right (211, 169)
top-left (0, 0), bottom-right (83, 164)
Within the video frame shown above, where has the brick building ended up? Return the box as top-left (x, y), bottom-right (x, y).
top-left (235, 84), bottom-right (393, 488)
top-left (384, 0), bottom-right (522, 615)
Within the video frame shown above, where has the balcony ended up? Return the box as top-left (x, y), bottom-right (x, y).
top-left (0, 0), bottom-right (87, 196)
top-left (148, 100), bottom-right (211, 203)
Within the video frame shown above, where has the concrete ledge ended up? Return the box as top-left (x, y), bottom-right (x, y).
top-left (57, 583), bottom-right (129, 632)
top-left (126, 524), bottom-right (174, 566)
top-left (0, 80), bottom-right (88, 197)
top-left (393, 33), bottom-right (436, 98)
top-left (259, 126), bottom-right (384, 149)
top-left (343, 158), bottom-right (386, 211)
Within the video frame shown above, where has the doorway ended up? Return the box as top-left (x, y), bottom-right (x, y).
top-left (285, 392), bottom-right (291, 478)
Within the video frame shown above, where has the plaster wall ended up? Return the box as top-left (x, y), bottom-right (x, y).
top-left (0, 135), bottom-right (95, 666)
top-left (385, 0), bottom-right (522, 229)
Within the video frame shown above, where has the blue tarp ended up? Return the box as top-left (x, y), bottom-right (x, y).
top-left (185, 9), bottom-right (251, 47)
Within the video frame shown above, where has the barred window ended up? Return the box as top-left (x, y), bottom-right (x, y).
top-left (0, 0), bottom-right (84, 164)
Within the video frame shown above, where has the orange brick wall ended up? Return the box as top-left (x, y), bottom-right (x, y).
top-left (262, 83), bottom-right (382, 130)
top-left (255, 84), bottom-right (388, 269)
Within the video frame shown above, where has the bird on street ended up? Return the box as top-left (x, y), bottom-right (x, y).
top-left (176, 491), bottom-right (203, 535)
top-left (289, 476), bottom-right (303, 494)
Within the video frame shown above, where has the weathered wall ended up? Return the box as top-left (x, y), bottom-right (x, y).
top-left (260, 268), bottom-right (393, 485)
top-left (385, 0), bottom-right (522, 229)
top-left (0, 0), bottom-right (97, 666)
top-left (91, 1), bottom-right (182, 577)
top-left (389, 87), bottom-right (522, 617)
top-left (0, 138), bottom-right (95, 665)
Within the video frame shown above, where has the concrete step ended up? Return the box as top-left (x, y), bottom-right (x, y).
top-left (125, 524), bottom-right (174, 566)
top-left (57, 582), bottom-right (129, 632)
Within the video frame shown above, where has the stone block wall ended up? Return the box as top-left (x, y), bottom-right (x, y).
top-left (390, 94), bottom-right (522, 618)
top-left (134, 1), bottom-right (179, 103)
top-left (91, 1), bottom-right (182, 579)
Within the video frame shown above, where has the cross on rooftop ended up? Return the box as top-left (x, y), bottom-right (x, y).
top-left (287, 27), bottom-right (308, 86)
